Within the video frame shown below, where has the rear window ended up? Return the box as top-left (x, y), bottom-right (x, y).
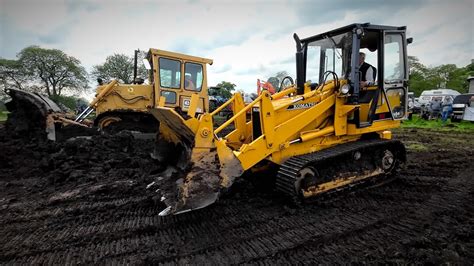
top-left (454, 94), bottom-right (474, 104)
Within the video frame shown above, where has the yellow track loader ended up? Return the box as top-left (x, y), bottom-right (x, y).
top-left (151, 23), bottom-right (410, 215)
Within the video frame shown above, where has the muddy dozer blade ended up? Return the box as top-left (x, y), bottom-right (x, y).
top-left (158, 143), bottom-right (244, 216)
top-left (149, 107), bottom-right (195, 145)
top-left (5, 88), bottom-right (63, 140)
top-left (149, 107), bottom-right (195, 165)
top-left (149, 107), bottom-right (244, 215)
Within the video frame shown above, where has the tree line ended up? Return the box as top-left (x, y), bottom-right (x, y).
top-left (1, 46), bottom-right (473, 106)
top-left (408, 56), bottom-right (474, 96)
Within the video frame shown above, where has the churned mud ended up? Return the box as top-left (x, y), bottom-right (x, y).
top-left (0, 124), bottom-right (473, 264)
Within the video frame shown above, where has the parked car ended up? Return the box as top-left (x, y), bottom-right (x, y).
top-left (452, 93), bottom-right (474, 122)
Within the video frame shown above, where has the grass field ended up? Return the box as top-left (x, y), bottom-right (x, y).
top-left (401, 114), bottom-right (474, 131)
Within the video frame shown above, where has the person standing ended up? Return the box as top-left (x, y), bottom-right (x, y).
top-left (441, 96), bottom-right (453, 123)
top-left (429, 98), bottom-right (442, 120)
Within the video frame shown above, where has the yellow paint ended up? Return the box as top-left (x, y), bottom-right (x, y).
top-left (302, 168), bottom-right (383, 197)
top-left (92, 49), bottom-right (213, 125)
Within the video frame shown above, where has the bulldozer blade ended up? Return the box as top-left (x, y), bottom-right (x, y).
top-left (149, 107), bottom-right (195, 145)
top-left (168, 150), bottom-right (222, 214)
top-left (5, 88), bottom-right (63, 140)
top-left (157, 141), bottom-right (244, 215)
top-left (149, 107), bottom-right (195, 168)
top-left (149, 107), bottom-right (244, 215)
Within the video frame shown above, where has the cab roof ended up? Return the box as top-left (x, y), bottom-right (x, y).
top-left (300, 23), bottom-right (406, 44)
top-left (149, 48), bottom-right (213, 65)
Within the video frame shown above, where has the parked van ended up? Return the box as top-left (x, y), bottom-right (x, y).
top-left (419, 89), bottom-right (460, 120)
top-left (418, 89), bottom-right (461, 106)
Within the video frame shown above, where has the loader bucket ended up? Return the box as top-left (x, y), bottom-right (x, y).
top-left (149, 107), bottom-right (243, 215)
top-left (5, 88), bottom-right (63, 140)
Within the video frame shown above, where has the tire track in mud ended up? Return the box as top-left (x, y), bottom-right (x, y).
top-left (5, 178), bottom-right (436, 264)
top-left (1, 128), bottom-right (473, 264)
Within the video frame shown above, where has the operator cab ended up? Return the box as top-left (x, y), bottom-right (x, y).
top-left (297, 23), bottom-right (409, 127)
top-left (145, 49), bottom-right (213, 114)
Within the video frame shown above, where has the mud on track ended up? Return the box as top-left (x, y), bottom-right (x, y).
top-left (0, 125), bottom-right (473, 264)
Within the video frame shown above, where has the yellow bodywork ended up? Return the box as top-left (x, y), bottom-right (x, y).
top-left (90, 49), bottom-right (213, 127)
top-left (153, 78), bottom-right (402, 183)
top-left (95, 84), bottom-right (153, 115)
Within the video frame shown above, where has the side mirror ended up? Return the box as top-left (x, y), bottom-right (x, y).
top-left (407, 37), bottom-right (413, 44)
top-left (142, 59), bottom-right (151, 70)
top-left (209, 86), bottom-right (221, 90)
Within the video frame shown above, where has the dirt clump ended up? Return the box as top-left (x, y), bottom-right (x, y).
top-left (0, 126), bottom-right (473, 264)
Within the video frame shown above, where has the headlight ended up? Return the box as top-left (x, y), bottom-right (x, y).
top-left (340, 84), bottom-right (350, 94)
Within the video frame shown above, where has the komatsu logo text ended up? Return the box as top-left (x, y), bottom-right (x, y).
top-left (287, 102), bottom-right (316, 110)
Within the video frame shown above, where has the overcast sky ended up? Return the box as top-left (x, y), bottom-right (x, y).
top-left (1, 0), bottom-right (473, 96)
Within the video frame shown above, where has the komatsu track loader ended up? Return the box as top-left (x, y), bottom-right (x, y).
top-left (151, 23), bottom-right (410, 216)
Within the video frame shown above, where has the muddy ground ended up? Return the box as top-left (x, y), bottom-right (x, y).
top-left (0, 124), bottom-right (473, 264)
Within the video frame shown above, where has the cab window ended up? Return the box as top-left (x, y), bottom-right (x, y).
top-left (184, 62), bottom-right (203, 91)
top-left (161, 91), bottom-right (176, 104)
top-left (384, 34), bottom-right (405, 82)
top-left (159, 58), bottom-right (181, 89)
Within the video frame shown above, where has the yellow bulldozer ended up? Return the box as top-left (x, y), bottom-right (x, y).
top-left (75, 49), bottom-right (213, 132)
top-left (150, 23), bottom-right (411, 215)
top-left (5, 49), bottom-right (213, 140)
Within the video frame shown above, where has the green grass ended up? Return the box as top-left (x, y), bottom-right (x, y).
top-left (401, 114), bottom-right (474, 132)
top-left (0, 111), bottom-right (8, 122)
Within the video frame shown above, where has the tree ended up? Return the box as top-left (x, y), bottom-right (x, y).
top-left (17, 46), bottom-right (88, 97)
top-left (0, 58), bottom-right (28, 91)
top-left (212, 81), bottom-right (236, 99)
top-left (407, 56), bottom-right (470, 95)
top-left (91, 52), bottom-right (147, 84)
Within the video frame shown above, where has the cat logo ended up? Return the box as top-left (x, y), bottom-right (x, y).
top-left (287, 102), bottom-right (316, 110)
top-left (183, 99), bottom-right (191, 107)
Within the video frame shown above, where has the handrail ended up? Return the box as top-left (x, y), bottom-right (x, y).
top-left (90, 79), bottom-right (118, 107)
top-left (214, 93), bottom-right (264, 135)
top-left (210, 94), bottom-right (235, 116)
top-left (271, 87), bottom-right (296, 100)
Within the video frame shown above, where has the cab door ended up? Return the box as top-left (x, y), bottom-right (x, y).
top-left (382, 31), bottom-right (409, 120)
top-left (179, 61), bottom-right (208, 113)
top-left (156, 57), bottom-right (182, 108)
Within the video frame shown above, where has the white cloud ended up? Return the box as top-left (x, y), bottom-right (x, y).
top-left (1, 0), bottom-right (472, 95)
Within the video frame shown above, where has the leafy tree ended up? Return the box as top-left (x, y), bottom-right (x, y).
top-left (0, 58), bottom-right (28, 91)
top-left (91, 52), bottom-right (147, 84)
top-left (212, 81), bottom-right (236, 99)
top-left (408, 56), bottom-right (471, 95)
top-left (408, 56), bottom-right (428, 75)
top-left (18, 46), bottom-right (88, 97)
top-left (1, 47), bottom-right (88, 98)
